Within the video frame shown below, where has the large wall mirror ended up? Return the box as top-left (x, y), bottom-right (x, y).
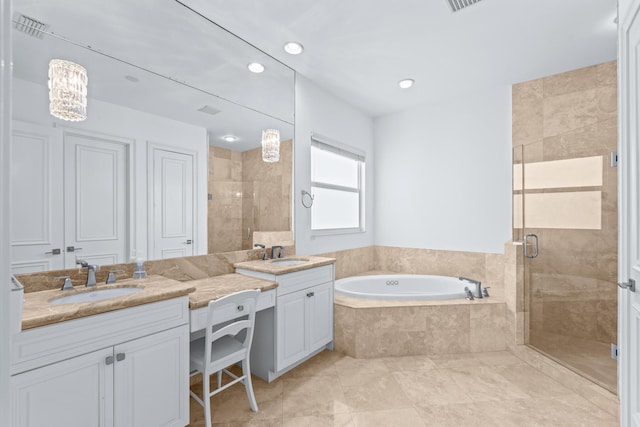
top-left (10, 0), bottom-right (295, 273)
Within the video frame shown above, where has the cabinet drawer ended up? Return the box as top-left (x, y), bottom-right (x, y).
top-left (277, 265), bottom-right (333, 296)
top-left (190, 289), bottom-right (275, 333)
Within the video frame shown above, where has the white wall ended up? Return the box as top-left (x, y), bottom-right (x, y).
top-left (12, 78), bottom-right (209, 259)
top-left (294, 76), bottom-right (375, 254)
top-left (1, 0), bottom-right (12, 422)
top-left (374, 85), bottom-right (512, 254)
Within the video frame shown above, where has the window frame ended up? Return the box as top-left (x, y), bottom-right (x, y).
top-left (309, 133), bottom-right (365, 236)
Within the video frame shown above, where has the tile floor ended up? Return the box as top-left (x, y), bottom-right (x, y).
top-left (530, 332), bottom-right (618, 393)
top-left (188, 350), bottom-right (619, 426)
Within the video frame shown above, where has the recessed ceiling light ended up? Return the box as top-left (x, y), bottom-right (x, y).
top-left (398, 79), bottom-right (415, 89)
top-left (247, 62), bottom-right (265, 73)
top-left (283, 41), bottom-right (304, 55)
top-left (222, 135), bottom-right (237, 143)
top-left (124, 75), bottom-right (139, 83)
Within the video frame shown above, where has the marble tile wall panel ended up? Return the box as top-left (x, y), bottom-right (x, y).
top-left (208, 147), bottom-right (243, 253)
top-left (373, 246), bottom-right (486, 282)
top-left (320, 246), bottom-right (375, 280)
top-left (512, 79), bottom-right (543, 146)
top-left (425, 305), bottom-right (470, 355)
top-left (470, 303), bottom-right (506, 352)
top-left (335, 302), bottom-right (506, 358)
top-left (241, 140), bottom-right (292, 250)
top-left (210, 141), bottom-right (292, 253)
top-left (16, 262), bottom-right (135, 293)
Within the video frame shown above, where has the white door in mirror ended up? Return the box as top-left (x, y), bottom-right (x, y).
top-left (63, 132), bottom-right (129, 268)
top-left (10, 121), bottom-right (64, 273)
top-left (151, 147), bottom-right (194, 259)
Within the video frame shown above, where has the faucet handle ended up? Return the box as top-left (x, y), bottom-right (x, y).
top-left (56, 276), bottom-right (74, 291)
top-left (106, 270), bottom-right (125, 284)
top-left (464, 286), bottom-right (474, 300)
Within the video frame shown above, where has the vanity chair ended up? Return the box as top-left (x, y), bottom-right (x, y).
top-left (189, 289), bottom-right (261, 426)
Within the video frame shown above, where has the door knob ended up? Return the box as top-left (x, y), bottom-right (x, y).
top-left (45, 248), bottom-right (61, 255)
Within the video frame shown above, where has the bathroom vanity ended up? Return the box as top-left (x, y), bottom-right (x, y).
top-left (9, 257), bottom-right (335, 426)
top-left (10, 282), bottom-right (193, 427)
top-left (235, 257), bottom-right (335, 382)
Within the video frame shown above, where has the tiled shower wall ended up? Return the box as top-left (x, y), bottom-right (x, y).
top-left (512, 61), bottom-right (618, 346)
top-left (208, 140), bottom-right (292, 253)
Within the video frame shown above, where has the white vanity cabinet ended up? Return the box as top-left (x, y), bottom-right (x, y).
top-left (236, 264), bottom-right (334, 381)
top-left (277, 281), bottom-right (333, 370)
top-left (11, 297), bottom-right (190, 427)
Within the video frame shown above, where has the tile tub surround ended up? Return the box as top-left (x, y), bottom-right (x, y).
top-left (319, 246), bottom-right (375, 280)
top-left (323, 244), bottom-right (519, 352)
top-left (334, 292), bottom-right (506, 358)
top-left (20, 275), bottom-right (194, 329)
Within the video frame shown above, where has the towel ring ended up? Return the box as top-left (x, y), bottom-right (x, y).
top-left (301, 190), bottom-right (314, 208)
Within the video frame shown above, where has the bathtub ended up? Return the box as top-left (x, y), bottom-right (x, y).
top-left (335, 274), bottom-right (469, 300)
top-left (333, 273), bottom-right (506, 359)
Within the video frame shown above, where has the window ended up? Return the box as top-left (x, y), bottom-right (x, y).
top-left (310, 134), bottom-right (365, 233)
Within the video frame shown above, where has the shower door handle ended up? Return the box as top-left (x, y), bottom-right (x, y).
top-left (524, 233), bottom-right (538, 258)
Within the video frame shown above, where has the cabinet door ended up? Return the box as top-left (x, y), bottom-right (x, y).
top-left (308, 282), bottom-right (334, 352)
top-left (276, 289), bottom-right (308, 371)
top-left (113, 325), bottom-right (189, 427)
top-left (11, 347), bottom-right (114, 427)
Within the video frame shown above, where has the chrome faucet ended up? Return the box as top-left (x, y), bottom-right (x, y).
top-left (459, 277), bottom-right (483, 299)
top-left (77, 260), bottom-right (99, 287)
top-left (254, 243), bottom-right (269, 260)
top-left (271, 245), bottom-right (285, 259)
top-left (464, 286), bottom-right (474, 300)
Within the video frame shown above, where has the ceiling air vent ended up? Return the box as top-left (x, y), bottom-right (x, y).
top-left (447, 0), bottom-right (482, 13)
top-left (197, 105), bottom-right (221, 116)
top-left (13, 13), bottom-right (48, 39)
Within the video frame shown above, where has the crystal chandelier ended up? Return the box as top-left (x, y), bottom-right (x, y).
top-left (48, 59), bottom-right (88, 122)
top-left (261, 129), bottom-right (280, 163)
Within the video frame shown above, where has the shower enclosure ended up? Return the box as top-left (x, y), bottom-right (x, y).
top-left (513, 61), bottom-right (618, 393)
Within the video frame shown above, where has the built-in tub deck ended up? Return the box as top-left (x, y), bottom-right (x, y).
top-left (333, 271), bottom-right (507, 359)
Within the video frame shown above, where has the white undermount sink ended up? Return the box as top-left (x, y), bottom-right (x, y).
top-left (50, 287), bottom-right (143, 305)
top-left (270, 259), bottom-right (309, 266)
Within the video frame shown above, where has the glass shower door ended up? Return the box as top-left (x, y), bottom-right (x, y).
top-left (520, 140), bottom-right (618, 393)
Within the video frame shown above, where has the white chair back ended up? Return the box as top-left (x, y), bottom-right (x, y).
top-left (204, 289), bottom-right (260, 373)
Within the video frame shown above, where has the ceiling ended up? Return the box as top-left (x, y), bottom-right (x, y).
top-left (12, 0), bottom-right (618, 145)
top-left (181, 0), bottom-right (618, 118)
top-left (12, 0), bottom-right (295, 152)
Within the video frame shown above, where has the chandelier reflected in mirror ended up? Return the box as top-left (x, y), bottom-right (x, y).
top-left (261, 128), bottom-right (280, 163)
top-left (48, 59), bottom-right (88, 122)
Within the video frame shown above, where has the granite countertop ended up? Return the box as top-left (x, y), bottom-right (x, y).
top-left (21, 275), bottom-right (195, 330)
top-left (233, 256), bottom-right (335, 275)
top-left (187, 273), bottom-right (277, 309)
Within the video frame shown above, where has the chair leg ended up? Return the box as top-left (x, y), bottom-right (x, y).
top-left (217, 370), bottom-right (222, 389)
top-left (242, 359), bottom-right (259, 412)
top-left (203, 372), bottom-right (212, 427)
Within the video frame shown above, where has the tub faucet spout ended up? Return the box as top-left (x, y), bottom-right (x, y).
top-left (459, 277), bottom-right (483, 299)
